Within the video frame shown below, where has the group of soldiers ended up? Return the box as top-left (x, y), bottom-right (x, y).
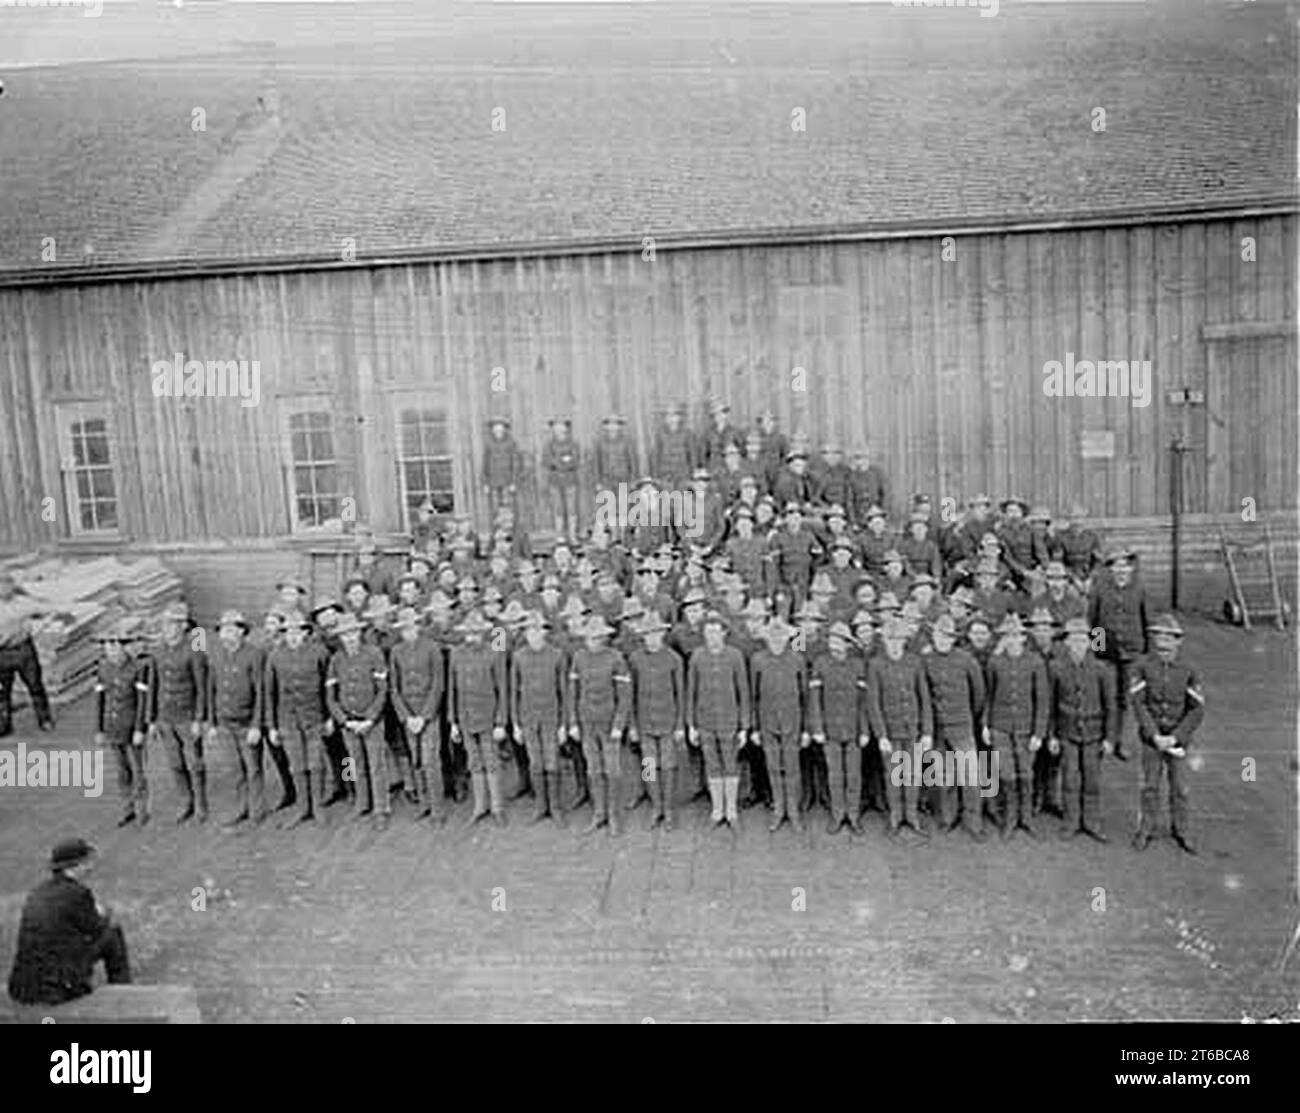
top-left (86, 405), bottom-right (1205, 853)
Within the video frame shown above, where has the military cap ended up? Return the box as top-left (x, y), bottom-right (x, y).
top-left (681, 587), bottom-right (709, 607)
top-left (584, 615), bottom-right (616, 639)
top-left (1028, 606), bottom-right (1056, 628)
top-left (864, 505), bottom-right (887, 522)
top-left (876, 591), bottom-right (902, 613)
top-left (851, 608), bottom-right (876, 631)
top-left (393, 607), bottom-right (422, 630)
top-left (883, 549), bottom-right (904, 565)
top-left (620, 596), bottom-right (647, 621)
top-left (1104, 548), bottom-right (1136, 566)
top-left (826, 503), bottom-right (847, 520)
top-left (50, 837), bottom-right (96, 871)
top-left (457, 610), bottom-right (493, 635)
top-left (342, 575), bottom-right (370, 596)
top-left (785, 448), bottom-right (808, 463)
top-left (930, 613), bottom-right (958, 637)
top-left (333, 612), bottom-right (364, 636)
top-left (1044, 561), bottom-right (1068, 579)
top-left (692, 467), bottom-right (712, 481)
top-left (966, 612), bottom-right (992, 631)
top-left (997, 613), bottom-right (1026, 636)
top-left (520, 611), bottom-right (551, 632)
top-left (999, 496), bottom-right (1030, 515)
top-left (1062, 617), bottom-right (1091, 637)
top-left (950, 585), bottom-right (975, 605)
top-left (909, 573), bottom-right (938, 591)
top-left (637, 613), bottom-right (671, 635)
top-left (487, 415), bottom-right (512, 429)
top-left (830, 535), bottom-right (855, 552)
top-left (396, 571), bottom-right (421, 589)
top-left (217, 609), bottom-right (250, 632)
top-left (1148, 613), bottom-right (1184, 638)
top-left (702, 610), bottom-right (728, 629)
top-left (499, 599), bottom-right (529, 625)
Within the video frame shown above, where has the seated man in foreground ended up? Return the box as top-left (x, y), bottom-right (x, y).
top-left (7, 837), bottom-right (131, 1005)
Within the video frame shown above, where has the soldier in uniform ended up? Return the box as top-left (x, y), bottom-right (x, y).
top-left (749, 618), bottom-right (808, 833)
top-left (206, 610), bottom-right (267, 827)
top-left (1044, 560), bottom-right (1086, 625)
top-left (389, 607), bottom-right (446, 824)
top-left (93, 623), bottom-right (149, 828)
top-left (865, 616), bottom-right (933, 838)
top-left (858, 506), bottom-right (894, 579)
top-left (1131, 614), bottom-right (1204, 854)
top-left (1089, 549), bottom-right (1147, 761)
top-left (701, 400), bottom-right (742, 474)
top-left (848, 448), bottom-right (888, 530)
top-left (146, 601), bottom-right (209, 824)
top-left (996, 497), bottom-right (1036, 585)
top-left (813, 444), bottom-right (854, 513)
top-left (983, 613), bottom-right (1049, 839)
top-left (627, 613), bottom-right (686, 830)
top-left (449, 610), bottom-right (509, 827)
top-left (922, 614), bottom-right (988, 841)
top-left (543, 416), bottom-right (582, 541)
top-left (510, 612), bottom-right (569, 825)
top-left (595, 413), bottom-right (638, 503)
top-left (652, 404), bottom-right (696, 493)
top-left (568, 616), bottom-right (632, 835)
top-left (809, 621), bottom-right (868, 835)
top-left (1047, 616), bottom-right (1119, 841)
top-left (325, 613), bottom-right (391, 828)
top-left (770, 502), bottom-right (822, 607)
top-left (899, 512), bottom-right (943, 581)
top-left (686, 613), bottom-right (750, 827)
top-left (265, 611), bottom-right (330, 827)
top-left (771, 448), bottom-right (814, 509)
top-left (482, 416), bottom-right (525, 520)
top-left (1056, 503), bottom-right (1103, 590)
top-left (714, 442), bottom-right (748, 505)
top-left (755, 410), bottom-right (789, 491)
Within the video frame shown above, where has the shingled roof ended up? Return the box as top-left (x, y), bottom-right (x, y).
top-left (0, 1), bottom-right (1294, 281)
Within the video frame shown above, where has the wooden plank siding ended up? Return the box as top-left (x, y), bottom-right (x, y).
top-left (0, 215), bottom-right (1294, 556)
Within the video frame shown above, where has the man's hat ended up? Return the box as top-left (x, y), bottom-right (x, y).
top-left (1062, 616), bottom-right (1091, 637)
top-left (1028, 606), bottom-right (1056, 628)
top-left (682, 586), bottom-right (709, 607)
top-left (702, 610), bottom-right (728, 629)
top-left (763, 618), bottom-right (797, 643)
top-left (966, 612), bottom-right (992, 631)
top-left (999, 496), bottom-right (1030, 515)
top-left (550, 416), bottom-right (572, 429)
top-left (909, 573), bottom-right (937, 591)
top-left (930, 614), bottom-right (958, 637)
top-left (978, 531), bottom-right (1002, 550)
top-left (363, 596), bottom-right (395, 621)
top-left (487, 415), bottom-right (512, 429)
top-left (783, 501), bottom-right (802, 515)
top-left (637, 613), bottom-right (672, 635)
top-left (342, 575), bottom-right (370, 596)
top-left (1104, 548), bottom-right (1136, 566)
top-left (1045, 560), bottom-right (1068, 579)
top-left (912, 492), bottom-right (933, 507)
top-left (883, 549), bottom-right (904, 566)
top-left (864, 505), bottom-right (886, 522)
top-left (275, 578), bottom-right (308, 596)
top-left (620, 595), bottom-right (647, 621)
top-left (333, 612), bottom-right (364, 636)
top-left (1148, 613), bottom-right (1185, 638)
top-left (520, 610), bottom-right (551, 632)
top-left (967, 493), bottom-right (992, 508)
top-left (826, 620), bottom-right (855, 643)
top-left (950, 585), bottom-right (975, 605)
top-left (723, 442), bottom-right (742, 456)
top-left (876, 591), bottom-right (901, 613)
top-left (560, 594), bottom-right (589, 618)
top-left (738, 474), bottom-right (758, 490)
top-left (830, 536), bottom-right (855, 552)
top-left (785, 448), bottom-right (808, 463)
top-left (217, 609), bottom-right (249, 632)
top-left (996, 613), bottom-right (1026, 636)
top-left (907, 510), bottom-right (931, 528)
top-left (584, 615), bottom-right (616, 639)
top-left (161, 601), bottom-right (190, 623)
top-left (500, 599), bottom-right (529, 626)
top-left (810, 571), bottom-right (835, 595)
top-left (96, 623), bottom-right (127, 644)
top-left (741, 598), bottom-right (770, 619)
top-left (1028, 505), bottom-right (1053, 523)
top-left (794, 600), bottom-right (823, 622)
top-left (826, 503), bottom-right (847, 520)
top-left (393, 607), bottom-right (422, 630)
top-left (50, 837), bottom-right (96, 871)
top-left (457, 610), bottom-right (493, 636)
top-left (602, 413), bottom-right (626, 427)
top-left (732, 504), bottom-right (755, 522)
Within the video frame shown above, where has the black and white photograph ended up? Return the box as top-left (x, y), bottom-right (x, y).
top-left (0, 0), bottom-right (1296, 1058)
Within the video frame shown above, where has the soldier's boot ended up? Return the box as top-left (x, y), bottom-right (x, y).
top-left (466, 772), bottom-right (491, 826)
top-left (607, 775), bottom-right (623, 835)
top-left (704, 777), bottom-right (723, 825)
top-left (722, 775), bottom-right (739, 827)
top-left (193, 770), bottom-right (210, 823)
top-left (691, 750), bottom-right (711, 802)
top-left (646, 773), bottom-right (664, 830)
top-left (511, 757), bottom-right (533, 801)
top-left (273, 746), bottom-right (297, 810)
top-left (768, 774), bottom-right (787, 832)
top-left (569, 754), bottom-right (591, 811)
top-left (828, 777), bottom-right (846, 834)
top-left (222, 781), bottom-right (249, 827)
top-left (580, 776), bottom-right (608, 834)
top-left (787, 772), bottom-right (805, 833)
top-left (173, 768), bottom-right (195, 824)
top-left (487, 771), bottom-right (508, 828)
top-left (960, 786), bottom-right (986, 842)
top-left (412, 766), bottom-right (432, 820)
top-left (662, 769), bottom-right (677, 831)
top-left (396, 753), bottom-right (417, 805)
top-left (531, 771), bottom-right (552, 823)
top-left (287, 772), bottom-right (315, 828)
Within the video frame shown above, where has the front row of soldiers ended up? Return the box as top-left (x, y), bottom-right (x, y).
top-left (93, 589), bottom-right (1204, 851)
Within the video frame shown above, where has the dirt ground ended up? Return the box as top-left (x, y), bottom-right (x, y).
top-left (2, 616), bottom-right (1297, 1023)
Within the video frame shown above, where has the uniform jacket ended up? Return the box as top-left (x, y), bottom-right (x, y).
top-left (147, 639), bottom-right (208, 724)
top-left (1089, 576), bottom-right (1148, 659)
top-left (1047, 652), bottom-right (1118, 743)
top-left (206, 641), bottom-right (265, 729)
top-left (809, 651), bottom-right (868, 739)
top-left (7, 873), bottom-right (112, 1005)
top-left (687, 645), bottom-right (750, 733)
top-left (627, 645), bottom-right (686, 736)
top-left (1131, 655), bottom-right (1204, 745)
top-left (1057, 526), bottom-right (1102, 578)
top-left (922, 648), bottom-right (986, 739)
top-left (266, 641), bottom-right (329, 731)
top-left (325, 644), bottom-right (389, 723)
top-left (864, 652), bottom-right (932, 741)
top-left (482, 433), bottom-right (524, 490)
top-left (595, 433), bottom-right (638, 491)
top-left (652, 427), bottom-right (696, 485)
top-left (569, 645), bottom-right (631, 730)
top-left (848, 466), bottom-right (887, 521)
top-left (448, 643), bottom-right (507, 735)
top-left (95, 657), bottom-right (148, 737)
top-left (771, 467), bottom-right (813, 508)
top-left (985, 650), bottom-right (1049, 737)
top-left (542, 436), bottom-right (581, 487)
top-left (511, 643), bottom-right (568, 728)
top-left (389, 637), bottom-right (444, 722)
top-left (749, 649), bottom-right (807, 736)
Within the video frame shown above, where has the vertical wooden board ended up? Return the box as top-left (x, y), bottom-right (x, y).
top-left (982, 235), bottom-right (1009, 499)
top-left (905, 241), bottom-right (932, 503)
top-left (1254, 216), bottom-right (1287, 511)
top-left (1153, 222), bottom-right (1184, 521)
top-left (929, 236), bottom-right (957, 506)
top-left (1102, 227), bottom-right (1132, 516)
top-left (1001, 234), bottom-right (1030, 505)
top-left (1126, 227), bottom-right (1157, 519)
top-left (877, 243), bottom-right (907, 507)
top-left (747, 244), bottom-right (775, 421)
top-left (1272, 215), bottom-right (1299, 509)
top-left (1078, 230), bottom-right (1109, 517)
top-left (1231, 220), bottom-right (1264, 508)
top-left (1026, 232), bottom-right (1059, 511)
top-left (0, 294), bottom-right (32, 550)
top-left (958, 235), bottom-right (988, 500)
top-left (136, 282), bottom-right (174, 540)
top-left (1199, 221), bottom-right (1232, 515)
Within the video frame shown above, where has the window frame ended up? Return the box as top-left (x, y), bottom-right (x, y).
top-left (390, 392), bottom-right (459, 530)
top-left (279, 396), bottom-right (346, 535)
top-left (56, 402), bottom-right (121, 538)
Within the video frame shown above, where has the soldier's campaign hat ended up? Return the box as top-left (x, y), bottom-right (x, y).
top-left (738, 473), bottom-right (759, 489)
top-left (904, 510), bottom-right (929, 529)
top-left (456, 576), bottom-right (478, 594)
top-left (425, 588), bottom-right (452, 609)
top-left (785, 447), bottom-right (808, 463)
top-left (966, 612), bottom-right (992, 631)
top-left (393, 607), bottom-right (422, 630)
top-left (95, 623), bottom-right (128, 644)
top-left (851, 607), bottom-right (875, 630)
top-left (996, 613), bottom-right (1026, 636)
top-left (584, 615), bottom-right (616, 639)
top-left (702, 610), bottom-right (728, 629)
top-left (549, 416), bottom-right (572, 430)
top-left (635, 474), bottom-right (658, 490)
top-left (826, 620), bottom-right (855, 643)
top-left (864, 505), bottom-right (887, 522)
top-left (396, 571), bottom-right (421, 590)
top-left (949, 585), bottom-right (975, 605)
top-left (262, 610), bottom-right (285, 631)
top-left (975, 557), bottom-right (1002, 577)
top-left (909, 573), bottom-right (938, 591)
top-left (794, 600), bottom-right (824, 621)
top-left (876, 591), bottom-right (901, 613)
top-left (161, 601), bottom-right (190, 623)
top-left (276, 578), bottom-right (308, 595)
top-left (763, 618), bottom-right (798, 642)
top-left (541, 571), bottom-right (563, 590)
top-left (282, 608), bottom-right (313, 630)
top-left (481, 584), bottom-right (504, 603)
top-left (217, 609), bottom-right (250, 632)
top-left (559, 594), bottom-right (589, 618)
top-left (333, 613), bottom-right (364, 636)
top-left (602, 413), bottom-right (627, 427)
top-left (723, 441), bottom-right (742, 456)
top-left (456, 610), bottom-right (493, 636)
top-left (487, 415), bottom-right (512, 429)
top-left (637, 613), bottom-right (671, 635)
top-left (830, 535), bottom-right (855, 552)
top-left (912, 492), bottom-right (933, 507)
top-left (741, 597), bottom-right (771, 619)
top-left (1028, 606), bottom-right (1056, 628)
top-left (826, 503), bottom-right (847, 520)
top-left (783, 501), bottom-right (803, 515)
top-left (692, 467), bottom-right (712, 481)
top-left (342, 575), bottom-right (370, 596)
top-left (999, 496), bottom-right (1030, 515)
top-left (880, 616), bottom-right (911, 641)
top-left (682, 586), bottom-right (709, 607)
top-left (883, 549), bottom-right (904, 566)
top-left (978, 530), bottom-right (1002, 549)
top-left (1028, 505), bottom-right (1053, 523)
top-left (362, 597), bottom-right (395, 622)
top-left (930, 613), bottom-right (958, 637)
top-left (620, 595), bottom-right (647, 621)
top-left (732, 505), bottom-right (755, 523)
top-left (967, 493), bottom-right (992, 508)
top-left (407, 554), bottom-right (432, 572)
top-left (516, 558), bottom-right (538, 576)
top-left (500, 600), bottom-right (529, 626)
top-left (520, 610), bottom-right (551, 632)
top-left (1062, 616), bottom-right (1091, 637)
top-left (50, 837), bottom-right (96, 871)
top-left (810, 571), bottom-right (835, 595)
top-left (1104, 548), bottom-right (1136, 566)
top-left (1148, 613), bottom-right (1185, 638)
top-left (1044, 560), bottom-right (1068, 580)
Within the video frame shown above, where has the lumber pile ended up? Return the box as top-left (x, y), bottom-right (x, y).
top-left (4, 556), bottom-right (184, 707)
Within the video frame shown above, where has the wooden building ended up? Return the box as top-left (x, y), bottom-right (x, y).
top-left (0, 2), bottom-right (1294, 617)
